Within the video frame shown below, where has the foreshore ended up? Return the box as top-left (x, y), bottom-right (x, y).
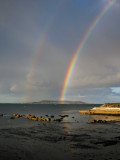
top-left (0, 103), bottom-right (120, 160)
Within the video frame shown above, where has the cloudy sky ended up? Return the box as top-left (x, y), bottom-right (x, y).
top-left (0, 0), bottom-right (120, 103)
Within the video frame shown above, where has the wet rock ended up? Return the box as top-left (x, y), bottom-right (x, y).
top-left (58, 137), bottom-right (62, 140)
top-left (91, 119), bottom-right (107, 123)
top-left (27, 114), bottom-right (31, 119)
top-left (97, 120), bottom-right (103, 123)
top-left (12, 114), bottom-right (24, 118)
top-left (44, 118), bottom-right (51, 122)
top-left (10, 116), bottom-right (15, 119)
top-left (27, 114), bottom-right (36, 120)
top-left (65, 115), bottom-right (69, 117)
top-left (32, 117), bottom-right (38, 121)
top-left (91, 119), bottom-right (97, 123)
top-left (27, 114), bottom-right (34, 119)
top-left (63, 137), bottom-right (66, 140)
top-left (30, 115), bottom-right (36, 118)
top-left (41, 117), bottom-right (45, 121)
top-left (12, 114), bottom-right (17, 117)
top-left (38, 116), bottom-right (45, 121)
top-left (20, 114), bottom-right (25, 118)
top-left (60, 118), bottom-right (64, 121)
top-left (103, 120), bottom-right (107, 123)
top-left (16, 114), bottom-right (20, 118)
top-left (37, 116), bottom-right (42, 121)
top-left (98, 120), bottom-right (107, 123)
top-left (56, 119), bottom-right (62, 122)
top-left (51, 118), bottom-right (55, 122)
top-left (59, 115), bottom-right (69, 118)
top-left (38, 116), bottom-right (42, 118)
top-left (51, 115), bottom-right (54, 118)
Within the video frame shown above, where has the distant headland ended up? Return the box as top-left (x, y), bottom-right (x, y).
top-left (32, 100), bottom-right (87, 104)
top-left (0, 100), bottom-right (95, 104)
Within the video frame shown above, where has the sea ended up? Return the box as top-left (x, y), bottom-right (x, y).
top-left (0, 103), bottom-right (99, 129)
top-left (0, 103), bottom-right (120, 160)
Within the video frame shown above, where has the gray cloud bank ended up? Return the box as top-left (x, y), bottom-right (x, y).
top-left (0, 0), bottom-right (120, 103)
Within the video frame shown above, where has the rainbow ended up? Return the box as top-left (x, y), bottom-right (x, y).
top-left (60, 0), bottom-right (116, 104)
top-left (25, 30), bottom-right (48, 102)
top-left (25, 1), bottom-right (63, 103)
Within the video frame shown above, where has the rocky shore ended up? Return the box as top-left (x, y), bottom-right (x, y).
top-left (0, 113), bottom-right (69, 123)
top-left (79, 103), bottom-right (120, 116)
top-left (0, 104), bottom-right (120, 160)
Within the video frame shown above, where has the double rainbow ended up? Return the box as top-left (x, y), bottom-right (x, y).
top-left (25, 1), bottom-right (63, 103)
top-left (60, 0), bottom-right (116, 104)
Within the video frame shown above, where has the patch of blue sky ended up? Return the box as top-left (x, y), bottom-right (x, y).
top-left (111, 87), bottom-right (120, 94)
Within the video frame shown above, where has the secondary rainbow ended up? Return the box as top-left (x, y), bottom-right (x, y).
top-left (25, 1), bottom-right (63, 103)
top-left (60, 0), bottom-right (117, 104)
top-left (25, 25), bottom-right (50, 103)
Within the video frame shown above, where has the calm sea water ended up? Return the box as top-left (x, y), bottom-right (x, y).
top-left (0, 103), bottom-right (100, 129)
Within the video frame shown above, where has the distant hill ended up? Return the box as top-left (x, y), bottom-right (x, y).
top-left (32, 100), bottom-right (86, 104)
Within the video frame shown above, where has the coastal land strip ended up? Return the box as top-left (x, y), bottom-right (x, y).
top-left (79, 103), bottom-right (120, 116)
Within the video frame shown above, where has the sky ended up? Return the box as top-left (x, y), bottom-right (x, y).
top-left (0, 0), bottom-right (120, 103)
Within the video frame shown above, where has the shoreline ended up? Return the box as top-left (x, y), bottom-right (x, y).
top-left (79, 103), bottom-right (120, 116)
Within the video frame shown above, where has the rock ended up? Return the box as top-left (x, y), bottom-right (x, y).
top-left (56, 119), bottom-right (62, 122)
top-left (32, 117), bottom-right (38, 121)
top-left (41, 117), bottom-right (45, 121)
top-left (91, 119), bottom-right (107, 123)
top-left (65, 115), bottom-right (69, 117)
top-left (12, 114), bottom-right (24, 118)
top-left (38, 116), bottom-right (42, 118)
top-left (20, 114), bottom-right (25, 117)
top-left (59, 115), bottom-right (69, 118)
top-left (16, 114), bottom-right (20, 118)
top-left (38, 117), bottom-right (45, 121)
top-left (27, 114), bottom-right (36, 120)
top-left (0, 114), bottom-right (3, 116)
top-left (44, 118), bottom-right (51, 122)
top-left (97, 120), bottom-right (103, 123)
top-left (91, 119), bottom-right (97, 123)
top-left (12, 114), bottom-right (17, 117)
top-left (51, 115), bottom-right (54, 118)
top-left (97, 120), bottom-right (107, 123)
top-left (37, 116), bottom-right (42, 121)
top-left (103, 120), bottom-right (107, 123)
top-left (10, 116), bottom-right (15, 119)
top-left (58, 137), bottom-right (62, 140)
top-left (27, 114), bottom-right (31, 119)
top-left (51, 118), bottom-right (55, 122)
top-left (60, 118), bottom-right (64, 121)
top-left (30, 115), bottom-right (36, 118)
